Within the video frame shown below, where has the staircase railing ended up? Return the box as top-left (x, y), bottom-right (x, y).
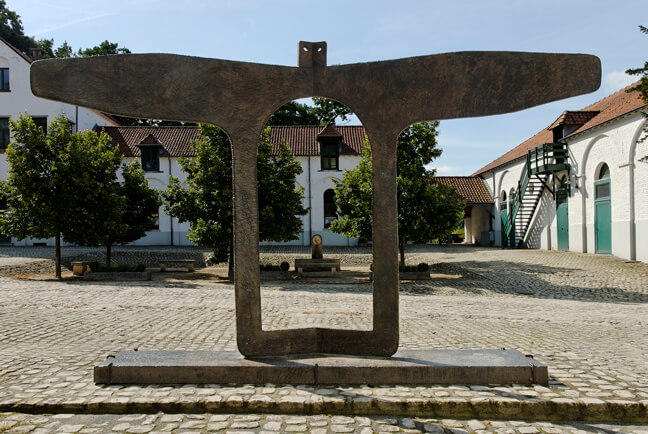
top-left (502, 142), bottom-right (569, 248)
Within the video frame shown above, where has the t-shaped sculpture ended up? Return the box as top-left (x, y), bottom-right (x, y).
top-left (30, 42), bottom-right (600, 357)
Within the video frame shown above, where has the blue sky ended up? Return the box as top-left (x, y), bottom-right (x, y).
top-left (16, 0), bottom-right (646, 175)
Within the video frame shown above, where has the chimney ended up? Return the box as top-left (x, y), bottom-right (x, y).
top-left (30, 48), bottom-right (46, 60)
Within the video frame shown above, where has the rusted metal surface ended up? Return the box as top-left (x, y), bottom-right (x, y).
top-left (30, 42), bottom-right (600, 358)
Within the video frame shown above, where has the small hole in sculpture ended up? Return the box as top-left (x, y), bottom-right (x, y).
top-left (302, 46), bottom-right (309, 52)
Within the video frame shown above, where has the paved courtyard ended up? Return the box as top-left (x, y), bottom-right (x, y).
top-left (0, 245), bottom-right (647, 433)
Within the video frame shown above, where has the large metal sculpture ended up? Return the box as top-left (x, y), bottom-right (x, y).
top-left (31, 42), bottom-right (600, 359)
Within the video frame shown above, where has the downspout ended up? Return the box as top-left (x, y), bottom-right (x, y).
top-left (168, 156), bottom-right (174, 246)
top-left (308, 156), bottom-right (312, 246)
top-left (75, 106), bottom-right (78, 133)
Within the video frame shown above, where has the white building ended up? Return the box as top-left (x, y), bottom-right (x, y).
top-left (463, 84), bottom-right (647, 262)
top-left (0, 38), bottom-right (119, 246)
top-left (100, 124), bottom-right (365, 247)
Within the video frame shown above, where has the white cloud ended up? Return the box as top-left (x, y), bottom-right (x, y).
top-left (602, 71), bottom-right (637, 94)
top-left (433, 165), bottom-right (460, 175)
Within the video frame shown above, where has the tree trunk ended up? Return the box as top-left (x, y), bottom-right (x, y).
top-left (106, 243), bottom-right (112, 267)
top-left (399, 235), bottom-right (406, 267)
top-left (55, 233), bottom-right (61, 279)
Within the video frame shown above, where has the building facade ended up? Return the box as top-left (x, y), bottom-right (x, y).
top-left (467, 84), bottom-right (647, 262)
top-left (100, 124), bottom-right (366, 247)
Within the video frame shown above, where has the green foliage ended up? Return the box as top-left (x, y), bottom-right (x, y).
top-left (399, 263), bottom-right (429, 272)
top-left (330, 121), bottom-right (466, 262)
top-left (626, 25), bottom-right (648, 156)
top-left (267, 101), bottom-right (319, 125)
top-left (54, 41), bottom-right (74, 58)
top-left (0, 0), bottom-right (34, 55)
top-left (0, 115), bottom-right (122, 276)
top-left (163, 125), bottom-right (307, 266)
top-left (310, 98), bottom-right (353, 125)
top-left (259, 261), bottom-right (290, 271)
top-left (78, 40), bottom-right (131, 57)
top-left (329, 141), bottom-right (373, 239)
top-left (267, 98), bottom-right (353, 126)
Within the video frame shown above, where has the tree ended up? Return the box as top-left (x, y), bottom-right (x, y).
top-left (163, 125), bottom-right (307, 272)
top-left (330, 122), bottom-right (466, 266)
top-left (0, 115), bottom-right (122, 278)
top-left (70, 161), bottom-right (161, 266)
top-left (78, 40), bottom-right (131, 57)
top-left (310, 97), bottom-right (353, 125)
top-left (267, 98), bottom-right (353, 126)
top-left (0, 0), bottom-right (34, 55)
top-left (266, 101), bottom-right (319, 125)
top-left (626, 25), bottom-right (648, 158)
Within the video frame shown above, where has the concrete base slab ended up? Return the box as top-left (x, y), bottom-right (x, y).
top-left (94, 349), bottom-right (547, 386)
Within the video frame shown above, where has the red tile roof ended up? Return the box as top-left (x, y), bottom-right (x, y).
top-left (99, 125), bottom-right (367, 157)
top-left (473, 83), bottom-right (646, 176)
top-left (99, 126), bottom-right (201, 157)
top-left (432, 176), bottom-right (493, 204)
top-left (548, 110), bottom-right (600, 129)
top-left (271, 126), bottom-right (366, 156)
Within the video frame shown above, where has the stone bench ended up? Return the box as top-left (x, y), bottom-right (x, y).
top-left (294, 258), bottom-right (341, 276)
top-left (159, 260), bottom-right (195, 272)
top-left (71, 261), bottom-right (91, 276)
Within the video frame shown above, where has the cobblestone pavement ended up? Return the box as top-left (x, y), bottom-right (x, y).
top-left (1, 245), bottom-right (647, 432)
top-left (2, 411), bottom-right (648, 433)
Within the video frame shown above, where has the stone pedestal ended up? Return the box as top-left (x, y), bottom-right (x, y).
top-left (94, 349), bottom-right (548, 386)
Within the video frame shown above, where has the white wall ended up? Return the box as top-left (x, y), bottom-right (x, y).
top-left (288, 155), bottom-right (362, 246)
top-left (0, 42), bottom-right (118, 246)
top-left (568, 113), bottom-right (647, 260)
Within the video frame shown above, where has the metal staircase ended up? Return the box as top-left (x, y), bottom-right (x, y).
top-left (502, 143), bottom-right (569, 248)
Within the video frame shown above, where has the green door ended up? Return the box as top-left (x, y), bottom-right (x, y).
top-left (500, 203), bottom-right (508, 247)
top-left (594, 178), bottom-right (612, 254)
top-left (556, 189), bottom-right (569, 251)
top-left (595, 200), bottom-right (611, 254)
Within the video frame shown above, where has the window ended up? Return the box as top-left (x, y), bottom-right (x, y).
top-left (32, 117), bottom-right (47, 135)
top-left (595, 164), bottom-right (611, 200)
top-left (140, 146), bottom-right (161, 172)
top-left (0, 118), bottom-right (9, 149)
top-left (321, 141), bottom-right (339, 170)
top-left (0, 68), bottom-right (8, 91)
top-left (598, 163), bottom-right (610, 180)
top-left (323, 189), bottom-right (336, 228)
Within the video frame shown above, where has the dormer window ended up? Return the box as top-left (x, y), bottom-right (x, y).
top-left (0, 68), bottom-right (8, 91)
top-left (137, 134), bottom-right (164, 172)
top-left (321, 141), bottom-right (339, 170)
top-left (140, 146), bottom-right (162, 171)
top-left (317, 125), bottom-right (343, 171)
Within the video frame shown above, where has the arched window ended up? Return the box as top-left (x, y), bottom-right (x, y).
top-left (323, 189), bottom-right (336, 228)
top-left (595, 163), bottom-right (611, 200)
top-left (598, 163), bottom-right (610, 180)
